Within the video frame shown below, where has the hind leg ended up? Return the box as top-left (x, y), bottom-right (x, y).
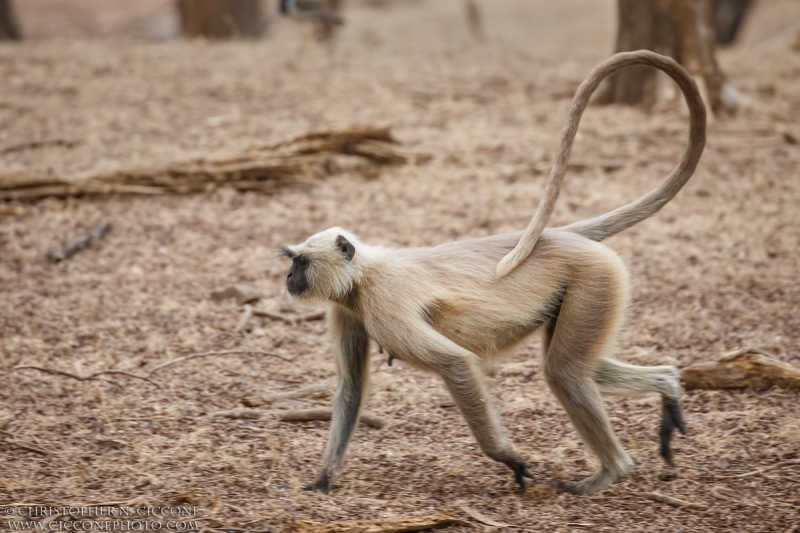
top-left (592, 358), bottom-right (687, 466)
top-left (541, 260), bottom-right (636, 495)
top-left (592, 358), bottom-right (680, 398)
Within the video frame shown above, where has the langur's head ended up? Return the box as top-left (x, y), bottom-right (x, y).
top-left (281, 227), bottom-right (363, 302)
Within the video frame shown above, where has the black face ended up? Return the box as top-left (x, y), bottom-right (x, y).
top-left (283, 248), bottom-right (310, 296)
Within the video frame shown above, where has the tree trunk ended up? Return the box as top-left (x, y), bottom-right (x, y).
top-left (464, 0), bottom-right (485, 42)
top-left (672, 0), bottom-right (726, 113)
top-left (314, 0), bottom-right (344, 42)
top-left (176, 0), bottom-right (266, 39)
top-left (712, 0), bottom-right (753, 45)
top-left (605, 0), bottom-right (674, 106)
top-left (604, 0), bottom-right (733, 115)
top-left (0, 0), bottom-right (22, 40)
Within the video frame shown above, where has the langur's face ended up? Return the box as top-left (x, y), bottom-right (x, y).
top-left (281, 228), bottom-right (359, 302)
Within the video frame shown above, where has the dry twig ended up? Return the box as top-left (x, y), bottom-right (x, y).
top-left (15, 365), bottom-right (161, 388)
top-left (0, 139), bottom-right (76, 154)
top-left (291, 513), bottom-right (473, 533)
top-left (720, 459), bottom-right (800, 479)
top-left (148, 349), bottom-right (295, 376)
top-left (253, 308), bottom-right (325, 325)
top-left (47, 221), bottom-right (112, 263)
top-left (709, 485), bottom-right (753, 505)
top-left (13, 349), bottom-right (293, 389)
top-left (634, 491), bottom-right (709, 510)
top-left (211, 408), bottom-right (386, 428)
top-left (242, 383), bottom-right (332, 407)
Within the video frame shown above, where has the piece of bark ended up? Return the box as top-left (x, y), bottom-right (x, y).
top-left (47, 222), bottom-right (112, 263)
top-left (211, 284), bottom-right (261, 306)
top-left (680, 348), bottom-right (800, 391)
top-left (291, 513), bottom-right (473, 533)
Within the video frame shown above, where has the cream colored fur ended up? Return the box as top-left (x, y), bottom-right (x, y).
top-left (285, 50), bottom-right (705, 496)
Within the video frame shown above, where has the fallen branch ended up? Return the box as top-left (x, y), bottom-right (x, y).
top-left (720, 458), bottom-right (800, 479)
top-left (680, 348), bottom-right (800, 391)
top-left (634, 491), bottom-right (708, 510)
top-left (0, 127), bottom-right (427, 202)
top-left (242, 383), bottom-right (332, 407)
top-left (47, 222), bottom-right (112, 263)
top-left (211, 408), bottom-right (386, 428)
top-left (14, 365), bottom-right (161, 388)
top-left (291, 514), bottom-right (473, 533)
top-left (148, 349), bottom-right (295, 375)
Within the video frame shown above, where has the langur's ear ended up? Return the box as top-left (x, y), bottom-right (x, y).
top-left (335, 235), bottom-right (356, 262)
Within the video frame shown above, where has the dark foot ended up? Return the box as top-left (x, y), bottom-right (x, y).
top-left (302, 475), bottom-right (330, 493)
top-left (504, 460), bottom-right (534, 491)
top-left (659, 396), bottom-right (687, 467)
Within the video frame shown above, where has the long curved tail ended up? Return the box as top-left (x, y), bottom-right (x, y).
top-left (495, 50), bottom-right (707, 279)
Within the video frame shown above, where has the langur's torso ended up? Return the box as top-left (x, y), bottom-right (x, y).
top-left (348, 230), bottom-right (628, 363)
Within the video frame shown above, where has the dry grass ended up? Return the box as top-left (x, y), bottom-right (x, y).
top-left (2, 1), bottom-right (800, 531)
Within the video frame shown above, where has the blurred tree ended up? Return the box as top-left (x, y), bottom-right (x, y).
top-left (176, 0), bottom-right (266, 39)
top-left (280, 0), bottom-right (344, 42)
top-left (602, 0), bottom-right (739, 115)
top-left (464, 0), bottom-right (485, 42)
top-left (315, 0), bottom-right (343, 41)
top-left (712, 0), bottom-right (753, 45)
top-left (0, 0), bottom-right (21, 40)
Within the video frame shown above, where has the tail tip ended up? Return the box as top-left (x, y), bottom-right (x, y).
top-left (495, 254), bottom-right (517, 280)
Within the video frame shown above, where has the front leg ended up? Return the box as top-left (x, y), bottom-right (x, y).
top-left (438, 356), bottom-right (533, 490)
top-left (304, 306), bottom-right (370, 493)
top-left (418, 330), bottom-right (533, 490)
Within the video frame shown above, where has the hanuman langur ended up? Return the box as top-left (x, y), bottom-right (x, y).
top-left (281, 50), bottom-right (705, 495)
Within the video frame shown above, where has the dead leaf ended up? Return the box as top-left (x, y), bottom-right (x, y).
top-left (457, 503), bottom-right (512, 528)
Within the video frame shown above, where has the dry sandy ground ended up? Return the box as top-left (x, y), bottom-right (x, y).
top-left (1, 1), bottom-right (800, 531)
